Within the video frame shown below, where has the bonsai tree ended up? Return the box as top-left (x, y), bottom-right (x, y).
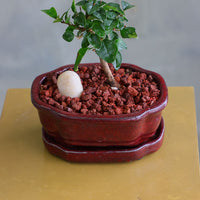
top-left (42, 0), bottom-right (137, 89)
top-left (30, 0), bottom-right (167, 163)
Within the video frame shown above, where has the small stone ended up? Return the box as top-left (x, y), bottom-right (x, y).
top-left (81, 108), bottom-right (88, 115)
top-left (57, 71), bottom-right (83, 98)
top-left (81, 66), bottom-right (88, 72)
top-left (61, 102), bottom-right (67, 108)
top-left (103, 112), bottom-right (109, 116)
top-left (81, 93), bottom-right (92, 101)
top-left (115, 107), bottom-right (123, 115)
top-left (111, 86), bottom-right (118, 90)
top-left (117, 68), bottom-right (125, 74)
top-left (124, 107), bottom-right (131, 114)
top-left (136, 105), bottom-right (143, 111)
top-left (96, 90), bottom-right (102, 97)
top-left (128, 86), bottom-right (139, 97)
top-left (48, 98), bottom-right (55, 105)
top-left (66, 107), bottom-right (73, 112)
top-left (140, 73), bottom-right (147, 80)
top-left (85, 87), bottom-right (96, 94)
top-left (84, 73), bottom-right (90, 79)
top-left (54, 92), bottom-right (62, 101)
top-left (52, 75), bottom-right (57, 84)
top-left (72, 102), bottom-right (82, 111)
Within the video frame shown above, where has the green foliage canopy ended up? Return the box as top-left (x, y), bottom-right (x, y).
top-left (42, 0), bottom-right (137, 71)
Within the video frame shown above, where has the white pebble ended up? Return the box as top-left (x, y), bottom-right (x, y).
top-left (111, 86), bottom-right (118, 90)
top-left (57, 71), bottom-right (83, 98)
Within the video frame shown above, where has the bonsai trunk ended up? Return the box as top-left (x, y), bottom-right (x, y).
top-left (100, 58), bottom-right (120, 89)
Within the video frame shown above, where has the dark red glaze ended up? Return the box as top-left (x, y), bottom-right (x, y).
top-left (42, 117), bottom-right (164, 163)
top-left (31, 63), bottom-right (168, 147)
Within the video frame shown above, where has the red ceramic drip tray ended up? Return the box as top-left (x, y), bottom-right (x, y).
top-left (42, 118), bottom-right (165, 163)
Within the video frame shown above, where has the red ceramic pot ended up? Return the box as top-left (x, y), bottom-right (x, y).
top-left (31, 63), bottom-right (168, 150)
top-left (42, 117), bottom-right (165, 163)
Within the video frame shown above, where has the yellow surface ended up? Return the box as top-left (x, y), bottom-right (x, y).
top-left (0, 87), bottom-right (200, 200)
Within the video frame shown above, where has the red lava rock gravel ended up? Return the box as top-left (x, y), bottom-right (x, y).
top-left (39, 64), bottom-right (160, 115)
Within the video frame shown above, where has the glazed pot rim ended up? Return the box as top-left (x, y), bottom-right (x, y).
top-left (31, 63), bottom-right (168, 121)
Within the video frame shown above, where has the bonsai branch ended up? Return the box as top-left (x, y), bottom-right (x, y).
top-left (100, 58), bottom-right (120, 89)
top-left (61, 21), bottom-right (86, 32)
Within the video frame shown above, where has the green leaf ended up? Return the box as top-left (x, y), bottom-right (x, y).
top-left (92, 21), bottom-right (105, 37)
top-left (104, 19), bottom-right (119, 34)
top-left (96, 1), bottom-right (106, 7)
top-left (112, 51), bottom-right (122, 70)
top-left (86, 2), bottom-right (100, 15)
top-left (76, 1), bottom-right (87, 12)
top-left (86, 15), bottom-right (96, 20)
top-left (53, 16), bottom-right (62, 23)
top-left (109, 31), bottom-right (118, 40)
top-left (106, 10), bottom-right (118, 19)
top-left (76, 0), bottom-right (87, 6)
top-left (91, 4), bottom-right (101, 14)
top-left (74, 48), bottom-right (88, 71)
top-left (77, 30), bottom-right (83, 37)
top-left (114, 38), bottom-right (127, 51)
top-left (41, 7), bottom-right (57, 19)
top-left (103, 3), bottom-right (124, 15)
top-left (85, 2), bottom-right (93, 14)
top-left (103, 19), bottom-right (113, 29)
top-left (120, 27), bottom-right (137, 38)
top-left (96, 39), bottom-right (118, 63)
top-left (119, 15), bottom-right (128, 22)
top-left (116, 20), bottom-right (124, 30)
top-left (74, 12), bottom-right (86, 26)
top-left (62, 26), bottom-right (74, 42)
top-left (109, 19), bottom-right (119, 29)
top-left (121, 1), bottom-right (135, 11)
top-left (92, 8), bottom-right (106, 21)
top-left (64, 9), bottom-right (71, 23)
top-left (65, 15), bottom-right (71, 24)
top-left (71, 0), bottom-right (77, 13)
top-left (85, 19), bottom-right (93, 29)
top-left (81, 33), bottom-right (90, 48)
top-left (61, 11), bottom-right (67, 20)
top-left (87, 34), bottom-right (101, 49)
top-left (116, 16), bottom-right (127, 30)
